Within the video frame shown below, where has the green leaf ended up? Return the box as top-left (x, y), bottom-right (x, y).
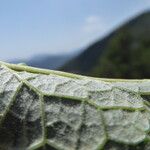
top-left (0, 61), bottom-right (149, 150)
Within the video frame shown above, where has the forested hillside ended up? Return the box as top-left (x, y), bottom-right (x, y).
top-left (61, 11), bottom-right (150, 78)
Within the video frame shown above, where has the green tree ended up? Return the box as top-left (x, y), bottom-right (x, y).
top-left (92, 29), bottom-right (150, 78)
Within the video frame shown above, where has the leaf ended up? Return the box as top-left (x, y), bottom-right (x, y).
top-left (0, 61), bottom-right (149, 150)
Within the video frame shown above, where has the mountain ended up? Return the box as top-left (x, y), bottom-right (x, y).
top-left (61, 11), bottom-right (150, 79)
top-left (11, 53), bottom-right (74, 69)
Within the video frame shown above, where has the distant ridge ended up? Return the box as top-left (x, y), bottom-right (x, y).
top-left (61, 10), bottom-right (150, 78)
top-left (11, 53), bottom-right (74, 69)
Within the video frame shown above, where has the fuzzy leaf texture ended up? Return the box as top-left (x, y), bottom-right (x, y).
top-left (0, 61), bottom-right (149, 150)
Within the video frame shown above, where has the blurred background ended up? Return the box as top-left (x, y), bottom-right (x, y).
top-left (0, 0), bottom-right (150, 79)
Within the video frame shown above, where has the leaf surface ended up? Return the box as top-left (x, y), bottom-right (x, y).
top-left (0, 62), bottom-right (149, 150)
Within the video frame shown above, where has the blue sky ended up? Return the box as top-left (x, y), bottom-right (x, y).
top-left (0, 0), bottom-right (150, 60)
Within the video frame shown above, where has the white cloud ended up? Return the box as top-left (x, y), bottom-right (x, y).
top-left (78, 15), bottom-right (109, 47)
top-left (83, 15), bottom-right (105, 34)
